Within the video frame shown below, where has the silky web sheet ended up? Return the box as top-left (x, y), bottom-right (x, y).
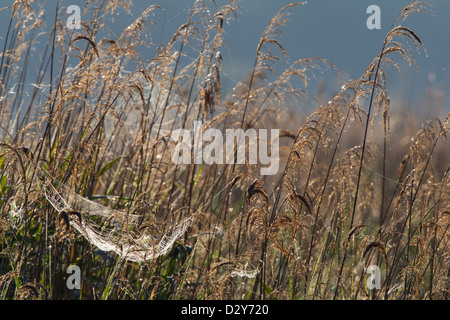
top-left (42, 169), bottom-right (192, 262)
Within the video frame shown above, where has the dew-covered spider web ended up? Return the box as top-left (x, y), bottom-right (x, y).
top-left (41, 167), bottom-right (193, 262)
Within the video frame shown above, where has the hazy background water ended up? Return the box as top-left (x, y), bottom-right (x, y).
top-left (158, 0), bottom-right (450, 115)
top-left (1, 0), bottom-right (449, 116)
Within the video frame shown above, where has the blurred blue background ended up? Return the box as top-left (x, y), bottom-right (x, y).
top-left (1, 0), bottom-right (449, 114)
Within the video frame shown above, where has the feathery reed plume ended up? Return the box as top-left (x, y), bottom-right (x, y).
top-left (0, 1), bottom-right (448, 300)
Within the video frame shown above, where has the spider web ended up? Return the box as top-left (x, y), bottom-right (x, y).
top-left (42, 169), bottom-right (193, 262)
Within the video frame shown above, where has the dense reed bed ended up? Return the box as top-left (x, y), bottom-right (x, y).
top-left (0, 1), bottom-right (448, 300)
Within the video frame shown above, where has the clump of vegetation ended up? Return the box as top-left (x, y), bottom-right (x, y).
top-left (0, 0), bottom-right (448, 300)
